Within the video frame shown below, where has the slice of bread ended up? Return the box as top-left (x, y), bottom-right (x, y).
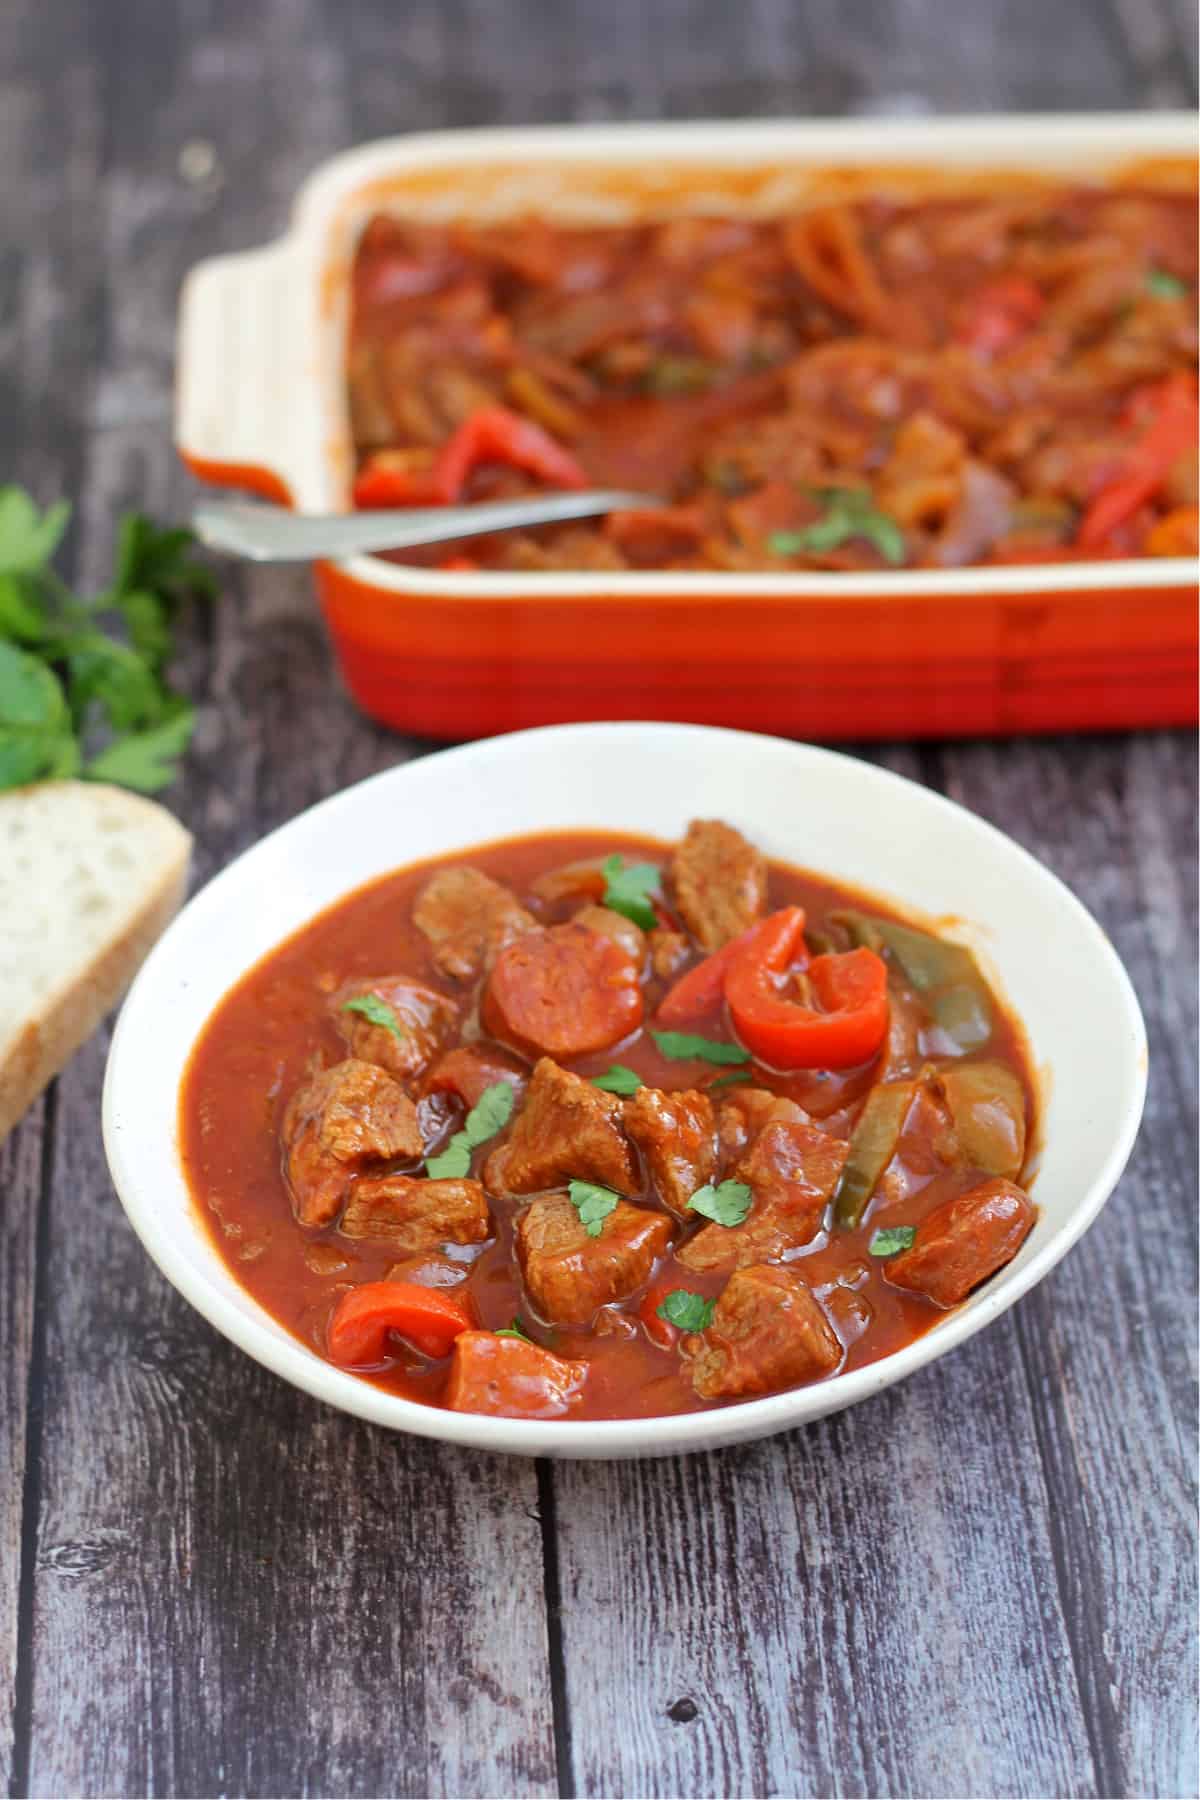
top-left (0, 781), bottom-right (192, 1141)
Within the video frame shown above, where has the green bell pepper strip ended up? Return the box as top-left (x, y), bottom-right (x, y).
top-left (833, 1078), bottom-right (917, 1230)
top-left (831, 911), bottom-right (993, 1053)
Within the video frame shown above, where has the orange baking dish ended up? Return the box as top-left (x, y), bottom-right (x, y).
top-left (176, 116), bottom-right (1198, 741)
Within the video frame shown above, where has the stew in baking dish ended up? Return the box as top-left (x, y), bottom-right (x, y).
top-left (347, 183), bottom-right (1198, 571)
top-left (181, 823), bottom-right (1038, 1421)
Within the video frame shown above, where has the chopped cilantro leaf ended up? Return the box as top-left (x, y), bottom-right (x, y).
top-left (495, 1318), bottom-right (532, 1341)
top-left (706, 1070), bottom-right (753, 1091)
top-left (769, 488), bottom-right (906, 567)
top-left (463, 1081), bottom-right (515, 1147)
top-left (687, 1179), bottom-right (753, 1227)
top-left (657, 1289), bottom-right (716, 1332)
top-left (426, 1080), bottom-right (513, 1179)
top-left (869, 1225), bottom-right (916, 1257)
top-left (568, 1178), bottom-right (621, 1238)
top-left (651, 1029), bottom-right (750, 1066)
top-left (425, 1139), bottom-right (471, 1180)
top-left (591, 1064), bottom-right (644, 1096)
top-left (601, 854), bottom-right (661, 931)
top-left (341, 993), bottom-right (406, 1040)
top-left (1146, 268), bottom-right (1187, 300)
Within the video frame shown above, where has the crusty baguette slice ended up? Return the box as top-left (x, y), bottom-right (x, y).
top-left (0, 781), bottom-right (192, 1142)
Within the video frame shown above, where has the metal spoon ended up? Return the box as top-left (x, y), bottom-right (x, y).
top-left (192, 490), bottom-right (660, 563)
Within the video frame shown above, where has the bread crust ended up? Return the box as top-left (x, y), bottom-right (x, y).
top-left (0, 783), bottom-right (192, 1140)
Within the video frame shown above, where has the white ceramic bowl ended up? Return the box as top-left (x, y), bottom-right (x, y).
top-left (103, 724), bottom-right (1147, 1458)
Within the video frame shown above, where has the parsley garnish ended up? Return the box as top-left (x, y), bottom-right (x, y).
top-left (687, 1180), bottom-right (753, 1227)
top-left (601, 854), bottom-right (660, 931)
top-left (495, 1317), bottom-right (532, 1341)
top-left (656, 1289), bottom-right (716, 1332)
top-left (567, 1179), bottom-right (621, 1238)
top-left (769, 488), bottom-right (906, 567)
top-left (341, 994), bottom-right (406, 1040)
top-left (591, 1064), bottom-right (644, 1096)
top-left (426, 1080), bottom-right (514, 1179)
top-left (651, 1029), bottom-right (750, 1067)
top-left (706, 1070), bottom-right (753, 1091)
top-left (869, 1225), bottom-right (916, 1257)
top-left (0, 488), bottom-right (214, 793)
top-left (1146, 268), bottom-right (1187, 300)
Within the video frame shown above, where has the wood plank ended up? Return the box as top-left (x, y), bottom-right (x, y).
top-left (552, 1316), bottom-right (1096, 1799)
top-left (943, 731), bottom-right (1199, 1800)
top-left (12, 4), bottom-right (553, 1793)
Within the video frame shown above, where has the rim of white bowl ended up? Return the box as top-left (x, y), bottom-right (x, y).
top-left (103, 723), bottom-right (1148, 1458)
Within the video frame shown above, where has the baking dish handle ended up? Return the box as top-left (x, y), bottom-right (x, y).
top-left (175, 239), bottom-right (313, 507)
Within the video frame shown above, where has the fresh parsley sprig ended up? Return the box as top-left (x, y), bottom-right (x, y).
top-left (426, 1081), bottom-right (514, 1179)
top-left (769, 488), bottom-right (906, 567)
top-left (341, 994), bottom-right (407, 1040)
top-left (567, 1179), bottom-right (621, 1238)
top-left (651, 1029), bottom-right (750, 1067)
top-left (656, 1289), bottom-right (716, 1332)
top-left (869, 1225), bottom-right (916, 1257)
top-left (687, 1179), bottom-right (753, 1227)
top-left (591, 1064), bottom-right (644, 1096)
top-left (601, 854), bottom-right (661, 931)
top-left (0, 486), bottom-right (215, 793)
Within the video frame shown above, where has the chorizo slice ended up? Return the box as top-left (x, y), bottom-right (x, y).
top-left (482, 920), bottom-right (644, 1059)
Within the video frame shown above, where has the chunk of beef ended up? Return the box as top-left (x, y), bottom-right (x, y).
top-left (679, 1117), bottom-right (847, 1271)
top-left (648, 927), bottom-right (690, 980)
top-left (421, 1044), bottom-right (528, 1111)
top-left (624, 1086), bottom-right (717, 1215)
top-left (670, 819), bottom-right (767, 951)
top-left (482, 921), bottom-right (644, 1059)
top-left (484, 1058), bottom-right (637, 1196)
top-left (716, 1088), bottom-right (808, 1168)
top-left (331, 975), bottom-right (458, 1081)
top-left (690, 1263), bottom-right (843, 1399)
top-left (384, 1251), bottom-right (471, 1288)
top-left (413, 866), bottom-right (535, 982)
top-left (281, 1060), bottom-right (423, 1227)
top-left (573, 902), bottom-right (646, 964)
top-left (517, 1191), bottom-right (673, 1326)
top-left (445, 1331), bottom-right (588, 1418)
top-left (885, 1176), bottom-right (1035, 1308)
top-left (340, 1174), bottom-right (490, 1252)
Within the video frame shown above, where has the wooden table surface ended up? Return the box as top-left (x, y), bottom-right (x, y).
top-left (2, 3), bottom-right (1197, 1795)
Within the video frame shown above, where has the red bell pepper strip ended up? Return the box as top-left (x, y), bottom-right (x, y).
top-left (327, 1281), bottom-right (473, 1365)
top-left (725, 908), bottom-right (888, 1070)
top-left (353, 405), bottom-right (589, 510)
top-left (956, 276), bottom-right (1045, 354)
top-left (638, 1281), bottom-right (681, 1351)
top-left (655, 921), bottom-right (762, 1025)
top-left (1077, 373), bottom-right (1199, 550)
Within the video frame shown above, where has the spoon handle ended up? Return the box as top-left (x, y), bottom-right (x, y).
top-left (192, 490), bottom-right (659, 562)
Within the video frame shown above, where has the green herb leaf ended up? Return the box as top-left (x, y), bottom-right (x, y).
top-left (706, 1070), bottom-right (753, 1091)
top-left (83, 707), bottom-right (195, 794)
top-left (341, 993), bottom-right (406, 1040)
top-left (463, 1081), bottom-right (515, 1147)
top-left (769, 488), bottom-right (906, 567)
top-left (568, 1178), bottom-right (621, 1238)
top-left (687, 1179), bottom-right (753, 1227)
top-left (494, 1317), bottom-right (532, 1341)
top-left (0, 487), bottom-right (214, 796)
top-left (425, 1139), bottom-right (472, 1180)
top-left (656, 1289), bottom-right (716, 1331)
top-left (0, 640), bottom-right (78, 786)
top-left (869, 1225), bottom-right (916, 1257)
top-left (651, 1028), bottom-right (750, 1067)
top-left (425, 1081), bottom-right (513, 1180)
top-left (591, 1064), bottom-right (644, 1096)
top-left (1146, 267), bottom-right (1187, 300)
top-left (0, 489), bottom-right (71, 573)
top-left (600, 854), bottom-right (661, 931)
